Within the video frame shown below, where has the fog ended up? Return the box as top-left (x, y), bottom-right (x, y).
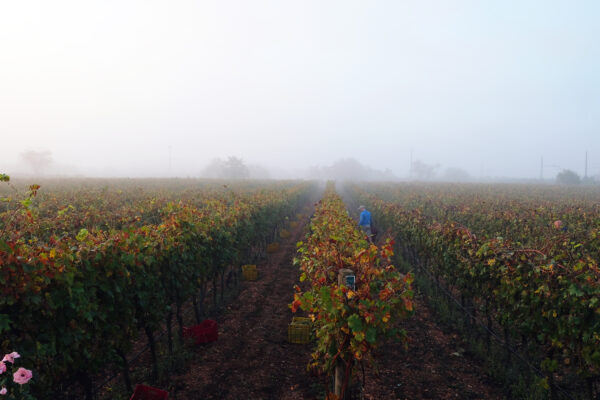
top-left (1, 1), bottom-right (599, 181)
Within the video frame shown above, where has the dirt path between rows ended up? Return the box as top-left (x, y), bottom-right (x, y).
top-left (167, 203), bottom-right (504, 400)
top-left (169, 208), bottom-right (319, 400)
top-left (361, 293), bottom-right (503, 399)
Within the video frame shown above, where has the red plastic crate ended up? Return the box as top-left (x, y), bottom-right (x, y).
top-left (182, 319), bottom-right (218, 344)
top-left (130, 384), bottom-right (169, 400)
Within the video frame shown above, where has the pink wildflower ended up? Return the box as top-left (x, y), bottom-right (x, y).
top-left (0, 387), bottom-right (6, 395)
top-left (12, 368), bottom-right (32, 385)
top-left (553, 220), bottom-right (563, 229)
top-left (0, 362), bottom-right (5, 374)
top-left (2, 352), bottom-right (20, 364)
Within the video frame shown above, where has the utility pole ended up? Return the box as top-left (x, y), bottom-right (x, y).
top-left (409, 148), bottom-right (413, 179)
top-left (168, 146), bottom-right (172, 176)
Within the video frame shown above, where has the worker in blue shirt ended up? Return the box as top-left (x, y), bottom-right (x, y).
top-left (358, 205), bottom-right (373, 243)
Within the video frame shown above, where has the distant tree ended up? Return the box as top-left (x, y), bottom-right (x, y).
top-left (556, 169), bottom-right (581, 185)
top-left (306, 158), bottom-right (398, 181)
top-left (222, 156), bottom-right (249, 179)
top-left (201, 156), bottom-right (249, 179)
top-left (327, 158), bottom-right (367, 181)
top-left (442, 167), bottom-right (471, 182)
top-left (20, 150), bottom-right (53, 175)
top-left (201, 158), bottom-right (226, 178)
top-left (410, 160), bottom-right (438, 180)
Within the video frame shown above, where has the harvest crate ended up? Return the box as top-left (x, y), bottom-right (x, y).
top-left (288, 317), bottom-right (311, 344)
top-left (280, 229), bottom-right (290, 239)
top-left (289, 221), bottom-right (298, 229)
top-left (242, 264), bottom-right (258, 281)
top-left (130, 384), bottom-right (169, 400)
top-left (182, 319), bottom-right (218, 345)
top-left (266, 242), bottom-right (280, 253)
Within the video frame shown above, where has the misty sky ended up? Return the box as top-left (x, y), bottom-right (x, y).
top-left (1, 1), bottom-right (599, 178)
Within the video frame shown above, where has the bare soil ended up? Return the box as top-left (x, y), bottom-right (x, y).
top-left (361, 295), bottom-right (503, 399)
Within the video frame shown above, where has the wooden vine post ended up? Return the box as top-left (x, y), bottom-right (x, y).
top-left (335, 268), bottom-right (355, 398)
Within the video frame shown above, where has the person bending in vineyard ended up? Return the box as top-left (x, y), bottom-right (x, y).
top-left (358, 205), bottom-right (373, 243)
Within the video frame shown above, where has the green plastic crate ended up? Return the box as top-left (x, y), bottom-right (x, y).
top-left (288, 317), bottom-right (311, 344)
top-left (242, 264), bottom-right (258, 281)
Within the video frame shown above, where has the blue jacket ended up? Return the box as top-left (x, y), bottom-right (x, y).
top-left (358, 210), bottom-right (371, 226)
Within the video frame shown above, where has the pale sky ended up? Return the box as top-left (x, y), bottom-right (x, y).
top-left (1, 1), bottom-right (599, 178)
